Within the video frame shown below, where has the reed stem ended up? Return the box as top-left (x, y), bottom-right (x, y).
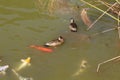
top-left (117, 12), bottom-right (120, 39)
top-left (87, 2), bottom-right (117, 30)
top-left (80, 0), bottom-right (120, 23)
top-left (116, 0), bottom-right (120, 4)
top-left (97, 56), bottom-right (120, 72)
top-left (91, 27), bottom-right (116, 37)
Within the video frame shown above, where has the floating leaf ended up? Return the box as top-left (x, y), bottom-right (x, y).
top-left (81, 8), bottom-right (92, 27)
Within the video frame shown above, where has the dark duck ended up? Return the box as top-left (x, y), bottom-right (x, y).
top-left (69, 18), bottom-right (78, 32)
top-left (44, 36), bottom-right (64, 47)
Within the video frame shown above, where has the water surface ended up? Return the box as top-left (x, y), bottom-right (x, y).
top-left (0, 0), bottom-right (120, 80)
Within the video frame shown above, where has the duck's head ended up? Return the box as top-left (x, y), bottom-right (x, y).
top-left (70, 18), bottom-right (74, 23)
top-left (58, 36), bottom-right (64, 42)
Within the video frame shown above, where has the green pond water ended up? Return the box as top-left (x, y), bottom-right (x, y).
top-left (0, 0), bottom-right (120, 80)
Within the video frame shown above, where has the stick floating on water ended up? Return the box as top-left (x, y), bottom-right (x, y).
top-left (91, 27), bottom-right (116, 37)
top-left (116, 0), bottom-right (120, 4)
top-left (87, 2), bottom-right (117, 30)
top-left (117, 12), bottom-right (120, 39)
top-left (97, 56), bottom-right (120, 72)
top-left (80, 0), bottom-right (120, 23)
top-left (117, 27), bottom-right (120, 39)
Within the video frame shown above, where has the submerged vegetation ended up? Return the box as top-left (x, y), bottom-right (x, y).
top-left (34, 0), bottom-right (80, 15)
top-left (98, 0), bottom-right (120, 16)
top-left (47, 0), bottom-right (69, 13)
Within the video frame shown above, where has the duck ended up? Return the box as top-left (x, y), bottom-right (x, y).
top-left (44, 36), bottom-right (64, 47)
top-left (69, 18), bottom-right (78, 32)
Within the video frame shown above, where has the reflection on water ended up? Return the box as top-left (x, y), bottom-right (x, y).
top-left (34, 0), bottom-right (81, 17)
top-left (0, 0), bottom-right (120, 80)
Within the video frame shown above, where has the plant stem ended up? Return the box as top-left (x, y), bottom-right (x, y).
top-left (87, 2), bottom-right (117, 30)
top-left (97, 56), bottom-right (120, 72)
top-left (116, 0), bottom-right (120, 4)
top-left (80, 0), bottom-right (120, 23)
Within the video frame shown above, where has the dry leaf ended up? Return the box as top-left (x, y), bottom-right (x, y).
top-left (81, 8), bottom-right (92, 27)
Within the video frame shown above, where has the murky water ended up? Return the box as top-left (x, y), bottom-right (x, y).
top-left (0, 0), bottom-right (120, 80)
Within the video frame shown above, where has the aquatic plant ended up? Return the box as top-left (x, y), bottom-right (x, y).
top-left (80, 0), bottom-right (120, 22)
top-left (97, 56), bottom-right (120, 72)
top-left (80, 0), bottom-right (120, 36)
top-left (34, 0), bottom-right (80, 15)
top-left (34, 0), bottom-right (49, 11)
top-left (87, 2), bottom-right (118, 30)
top-left (98, 0), bottom-right (120, 16)
top-left (48, 0), bottom-right (69, 13)
top-left (34, 0), bottom-right (68, 13)
top-left (116, 0), bottom-right (120, 4)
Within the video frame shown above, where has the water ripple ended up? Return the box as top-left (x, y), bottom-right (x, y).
top-left (0, 5), bottom-right (37, 13)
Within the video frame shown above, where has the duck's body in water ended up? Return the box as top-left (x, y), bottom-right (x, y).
top-left (69, 18), bottom-right (78, 32)
top-left (44, 36), bottom-right (64, 47)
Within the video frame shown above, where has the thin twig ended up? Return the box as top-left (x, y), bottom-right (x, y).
top-left (116, 0), bottom-right (120, 4)
top-left (80, 0), bottom-right (120, 23)
top-left (117, 11), bottom-right (120, 39)
top-left (117, 11), bottom-right (120, 26)
top-left (98, 0), bottom-right (112, 8)
top-left (91, 27), bottom-right (116, 37)
top-left (87, 2), bottom-right (117, 30)
top-left (97, 56), bottom-right (120, 72)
